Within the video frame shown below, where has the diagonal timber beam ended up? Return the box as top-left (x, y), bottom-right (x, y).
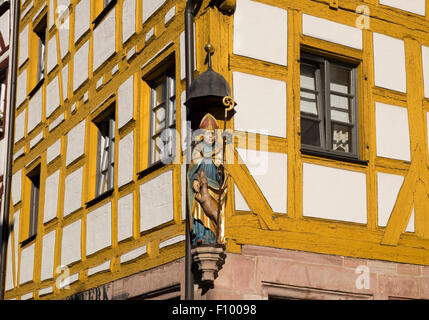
top-left (381, 167), bottom-right (417, 246)
top-left (225, 144), bottom-right (279, 230)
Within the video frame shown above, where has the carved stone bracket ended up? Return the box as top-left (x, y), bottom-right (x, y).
top-left (191, 244), bottom-right (226, 285)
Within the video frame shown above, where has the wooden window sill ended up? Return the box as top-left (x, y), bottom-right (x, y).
top-left (92, 0), bottom-right (117, 29)
top-left (301, 147), bottom-right (368, 166)
top-left (85, 188), bottom-right (113, 208)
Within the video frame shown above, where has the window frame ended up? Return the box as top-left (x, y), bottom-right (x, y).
top-left (33, 16), bottom-right (47, 85)
top-left (148, 70), bottom-right (176, 166)
top-left (299, 52), bottom-right (360, 162)
top-left (27, 165), bottom-right (41, 241)
top-left (95, 109), bottom-right (115, 198)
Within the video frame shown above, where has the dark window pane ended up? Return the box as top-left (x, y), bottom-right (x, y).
top-left (300, 64), bottom-right (318, 91)
top-left (331, 123), bottom-right (353, 153)
top-left (330, 64), bottom-right (351, 94)
top-left (301, 118), bottom-right (321, 147)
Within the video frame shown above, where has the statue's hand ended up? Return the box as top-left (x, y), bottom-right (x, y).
top-left (192, 179), bottom-right (200, 193)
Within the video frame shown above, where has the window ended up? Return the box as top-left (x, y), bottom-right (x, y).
top-left (149, 70), bottom-right (176, 165)
top-left (34, 17), bottom-right (47, 84)
top-left (28, 166), bottom-right (40, 239)
top-left (95, 110), bottom-right (115, 197)
top-left (300, 52), bottom-right (359, 160)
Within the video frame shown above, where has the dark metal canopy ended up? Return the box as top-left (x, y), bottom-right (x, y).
top-left (184, 46), bottom-right (233, 109)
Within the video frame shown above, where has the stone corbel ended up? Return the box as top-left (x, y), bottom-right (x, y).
top-left (192, 244), bottom-right (226, 286)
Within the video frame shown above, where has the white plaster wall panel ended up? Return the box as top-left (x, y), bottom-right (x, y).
top-left (59, 272), bottom-right (79, 289)
top-left (16, 69), bottom-right (27, 107)
top-left (422, 46), bottom-right (429, 98)
top-left (180, 91), bottom-right (187, 152)
top-left (302, 163), bottom-right (367, 224)
top-left (5, 239), bottom-right (13, 290)
top-left (179, 27), bottom-right (196, 80)
top-left (39, 286), bottom-right (53, 296)
top-left (379, 0), bottom-right (425, 16)
top-left (181, 164), bottom-right (186, 220)
top-left (19, 243), bottom-right (35, 285)
top-left (62, 64), bottom-right (68, 100)
top-left (21, 292), bottom-right (33, 300)
top-left (93, 9), bottom-right (116, 72)
top-left (48, 0), bottom-right (55, 29)
top-left (58, 17), bottom-right (70, 59)
top-left (57, 0), bottom-right (70, 8)
top-left (11, 170), bottom-right (22, 205)
top-left (46, 35), bottom-right (58, 74)
top-left (47, 139), bottom-right (61, 164)
top-left (0, 12), bottom-right (9, 47)
top-left (33, 3), bottom-right (47, 24)
top-left (61, 219), bottom-right (81, 266)
top-left (302, 14), bottom-right (362, 50)
top-left (237, 149), bottom-right (287, 214)
top-left (88, 261), bottom-right (110, 276)
top-left (43, 170), bottom-right (60, 223)
top-left (164, 5), bottom-right (176, 25)
top-left (66, 119), bottom-right (85, 166)
top-left (46, 76), bottom-right (60, 118)
top-left (235, 184), bottom-right (250, 211)
top-left (30, 131), bottom-right (43, 148)
top-left (375, 102), bottom-right (411, 161)
top-left (118, 131), bottom-right (134, 187)
top-left (49, 113), bottom-right (65, 131)
top-left (122, 0), bottom-right (136, 43)
top-left (14, 147), bottom-right (24, 161)
top-left (21, 1), bottom-right (33, 18)
top-left (407, 209), bottom-right (415, 233)
top-left (233, 72), bottom-right (287, 138)
top-left (145, 27), bottom-right (155, 42)
top-left (118, 192), bottom-right (133, 242)
top-left (14, 110), bottom-right (25, 143)
top-left (233, 0), bottom-right (287, 66)
top-left (376, 172), bottom-right (415, 232)
top-left (13, 212), bottom-right (19, 271)
top-left (117, 75), bottom-right (134, 129)
top-left (120, 245), bottom-right (147, 263)
top-left (73, 40), bottom-right (89, 92)
top-left (18, 25), bottom-right (29, 67)
top-left (373, 33), bottom-right (406, 93)
top-left (377, 172), bottom-right (403, 228)
top-left (140, 170), bottom-right (174, 231)
top-left (86, 202), bottom-right (112, 256)
top-left (27, 87), bottom-right (43, 133)
top-left (159, 235), bottom-right (185, 249)
top-left (40, 230), bottom-right (56, 281)
top-left (63, 167), bottom-right (83, 217)
top-left (74, 0), bottom-right (90, 43)
top-left (142, 0), bottom-right (167, 23)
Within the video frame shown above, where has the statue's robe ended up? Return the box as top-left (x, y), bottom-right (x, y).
top-left (187, 141), bottom-right (227, 245)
